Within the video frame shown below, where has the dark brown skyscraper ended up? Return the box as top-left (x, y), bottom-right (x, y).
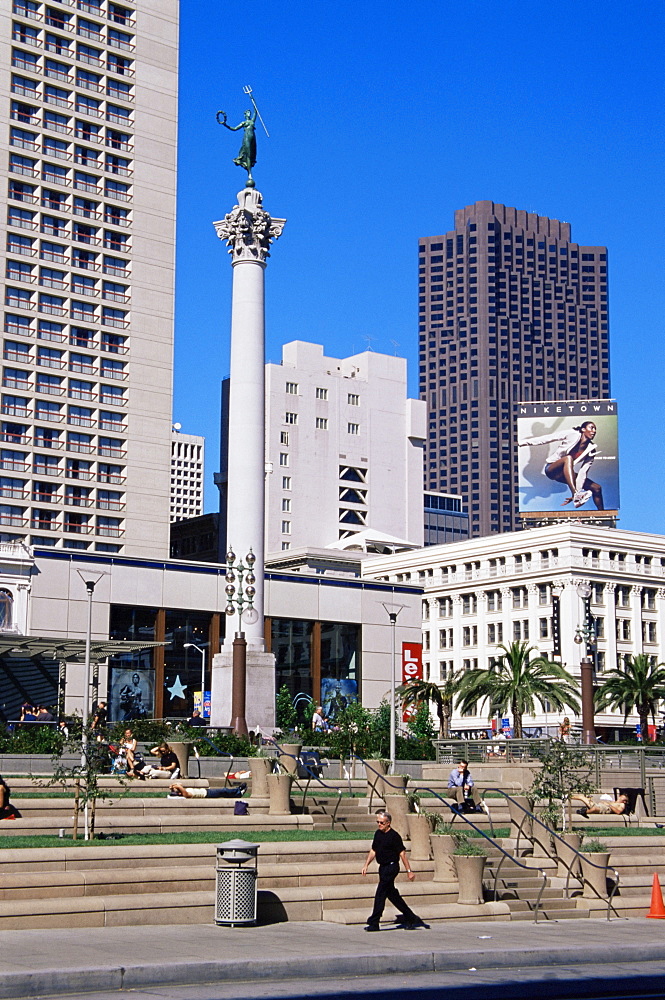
top-left (419, 201), bottom-right (610, 537)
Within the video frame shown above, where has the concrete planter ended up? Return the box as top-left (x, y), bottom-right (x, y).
top-left (454, 854), bottom-right (486, 905)
top-left (507, 795), bottom-right (533, 846)
top-left (407, 814), bottom-right (435, 860)
top-left (169, 742), bottom-right (191, 780)
top-left (250, 757), bottom-right (274, 798)
top-left (531, 814), bottom-right (553, 859)
top-left (382, 773), bottom-right (409, 795)
top-left (580, 851), bottom-right (611, 898)
top-left (555, 832), bottom-right (581, 878)
top-left (366, 759), bottom-right (388, 800)
top-left (267, 773), bottom-right (294, 815)
top-left (279, 744), bottom-right (302, 775)
top-left (383, 793), bottom-right (410, 827)
top-left (430, 833), bottom-right (457, 882)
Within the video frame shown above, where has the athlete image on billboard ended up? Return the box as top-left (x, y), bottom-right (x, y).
top-left (517, 401), bottom-right (619, 514)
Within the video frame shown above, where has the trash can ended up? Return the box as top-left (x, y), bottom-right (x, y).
top-left (215, 839), bottom-right (260, 926)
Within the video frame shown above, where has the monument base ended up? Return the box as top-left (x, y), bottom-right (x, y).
top-left (210, 648), bottom-right (276, 732)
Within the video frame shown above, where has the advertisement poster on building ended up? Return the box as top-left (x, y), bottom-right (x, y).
top-left (109, 668), bottom-right (153, 722)
top-left (517, 400), bottom-right (619, 514)
top-left (320, 677), bottom-right (357, 722)
top-left (402, 642), bottom-right (423, 721)
top-left (194, 691), bottom-right (211, 719)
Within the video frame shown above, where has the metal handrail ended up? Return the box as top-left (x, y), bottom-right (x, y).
top-left (265, 737), bottom-right (343, 829)
top-left (195, 737), bottom-right (236, 786)
top-left (414, 784), bottom-right (549, 924)
top-left (350, 752), bottom-right (548, 923)
top-left (492, 789), bottom-right (621, 920)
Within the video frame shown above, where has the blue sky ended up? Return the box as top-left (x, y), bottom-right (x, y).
top-left (174, 0), bottom-right (665, 535)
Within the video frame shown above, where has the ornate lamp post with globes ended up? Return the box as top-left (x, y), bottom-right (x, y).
top-left (224, 547), bottom-right (258, 737)
top-left (574, 582), bottom-right (597, 745)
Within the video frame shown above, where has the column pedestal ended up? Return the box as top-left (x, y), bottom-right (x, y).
top-left (210, 648), bottom-right (276, 732)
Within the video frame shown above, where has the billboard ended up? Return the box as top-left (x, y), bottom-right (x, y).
top-left (517, 400), bottom-right (619, 515)
top-left (401, 642), bottom-right (423, 723)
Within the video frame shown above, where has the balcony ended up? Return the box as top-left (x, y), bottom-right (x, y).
top-left (0, 516), bottom-right (28, 528)
top-left (39, 303), bottom-right (68, 317)
top-left (11, 58), bottom-right (41, 76)
top-left (32, 492), bottom-right (61, 503)
top-left (77, 77), bottom-right (105, 93)
top-left (0, 488), bottom-right (29, 500)
top-left (9, 190), bottom-right (39, 204)
top-left (8, 216), bottom-right (38, 231)
top-left (10, 162), bottom-right (39, 178)
top-left (32, 518), bottom-right (61, 530)
top-left (44, 67), bottom-right (73, 83)
top-left (40, 247), bottom-right (68, 264)
top-left (77, 51), bottom-right (105, 69)
top-left (13, 1), bottom-right (43, 18)
top-left (0, 431), bottom-right (30, 445)
top-left (64, 495), bottom-right (93, 506)
top-left (66, 468), bottom-right (93, 480)
top-left (34, 464), bottom-right (63, 477)
top-left (4, 350), bottom-right (33, 363)
top-left (5, 296), bottom-right (35, 311)
top-left (37, 356), bottom-right (66, 370)
top-left (97, 525), bottom-right (123, 537)
top-left (44, 95), bottom-right (74, 111)
top-left (96, 499), bottom-right (125, 511)
top-left (64, 521), bottom-right (93, 533)
top-left (0, 459), bottom-right (30, 472)
top-left (99, 418), bottom-right (125, 431)
top-left (3, 378), bottom-right (32, 391)
top-left (1, 405), bottom-right (31, 418)
top-left (67, 441), bottom-right (94, 454)
top-left (73, 179), bottom-right (100, 193)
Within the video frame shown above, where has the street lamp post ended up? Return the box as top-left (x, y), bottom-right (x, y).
top-left (225, 547), bottom-right (258, 737)
top-left (75, 569), bottom-right (107, 842)
top-left (382, 602), bottom-right (406, 773)
top-left (575, 582), bottom-right (597, 745)
top-left (183, 643), bottom-right (207, 718)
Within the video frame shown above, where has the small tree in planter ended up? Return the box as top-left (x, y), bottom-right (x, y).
top-left (528, 741), bottom-right (596, 832)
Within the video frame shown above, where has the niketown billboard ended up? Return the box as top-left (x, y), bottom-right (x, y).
top-left (517, 400), bottom-right (619, 515)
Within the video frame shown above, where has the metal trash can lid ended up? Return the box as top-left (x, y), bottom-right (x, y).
top-left (216, 839), bottom-right (261, 860)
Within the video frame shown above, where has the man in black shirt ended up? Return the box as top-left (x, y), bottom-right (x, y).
top-left (361, 810), bottom-right (428, 931)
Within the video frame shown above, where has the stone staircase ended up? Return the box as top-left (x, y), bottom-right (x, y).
top-left (0, 831), bottom-right (662, 931)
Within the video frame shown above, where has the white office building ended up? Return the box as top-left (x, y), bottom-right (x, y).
top-left (170, 428), bottom-right (203, 522)
top-left (264, 341), bottom-right (426, 556)
top-left (1, 0), bottom-right (178, 557)
top-left (363, 523), bottom-right (665, 737)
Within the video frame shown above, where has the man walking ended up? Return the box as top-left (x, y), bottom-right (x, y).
top-left (361, 810), bottom-right (428, 931)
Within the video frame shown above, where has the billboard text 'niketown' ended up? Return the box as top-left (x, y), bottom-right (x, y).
top-left (517, 400), bottom-right (619, 515)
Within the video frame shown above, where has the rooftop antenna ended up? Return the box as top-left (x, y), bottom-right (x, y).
top-left (362, 334), bottom-right (376, 352)
top-left (242, 84), bottom-right (270, 137)
top-left (390, 339), bottom-right (400, 355)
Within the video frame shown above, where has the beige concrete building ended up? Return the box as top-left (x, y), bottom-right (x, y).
top-left (170, 428), bottom-right (203, 522)
top-left (1, 0), bottom-right (179, 557)
top-left (363, 523), bottom-right (665, 738)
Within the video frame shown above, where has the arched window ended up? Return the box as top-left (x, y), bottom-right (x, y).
top-left (0, 589), bottom-right (13, 630)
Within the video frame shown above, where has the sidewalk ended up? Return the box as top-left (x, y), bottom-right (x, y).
top-left (3, 917), bottom-right (665, 999)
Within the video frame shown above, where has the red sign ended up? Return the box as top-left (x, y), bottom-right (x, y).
top-left (401, 643), bottom-right (423, 722)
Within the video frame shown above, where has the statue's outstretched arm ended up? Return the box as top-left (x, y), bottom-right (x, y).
top-left (216, 110), bottom-right (242, 131)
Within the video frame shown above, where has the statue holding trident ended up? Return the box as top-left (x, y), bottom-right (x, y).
top-left (217, 86), bottom-right (269, 189)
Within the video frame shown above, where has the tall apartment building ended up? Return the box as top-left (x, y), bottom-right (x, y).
top-left (219, 341), bottom-right (426, 557)
top-left (0, 0), bottom-right (178, 557)
top-left (170, 428), bottom-right (203, 522)
top-left (419, 201), bottom-right (610, 538)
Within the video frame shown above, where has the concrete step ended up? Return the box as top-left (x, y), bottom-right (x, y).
top-left (322, 901), bottom-right (512, 925)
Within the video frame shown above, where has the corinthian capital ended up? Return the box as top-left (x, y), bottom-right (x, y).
top-left (214, 188), bottom-right (285, 265)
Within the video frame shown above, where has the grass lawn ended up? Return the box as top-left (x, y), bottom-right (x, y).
top-left (0, 829), bottom-right (374, 849)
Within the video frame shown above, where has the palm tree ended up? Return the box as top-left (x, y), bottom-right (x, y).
top-left (397, 672), bottom-right (462, 739)
top-left (456, 641), bottom-right (581, 738)
top-left (595, 654), bottom-right (665, 742)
